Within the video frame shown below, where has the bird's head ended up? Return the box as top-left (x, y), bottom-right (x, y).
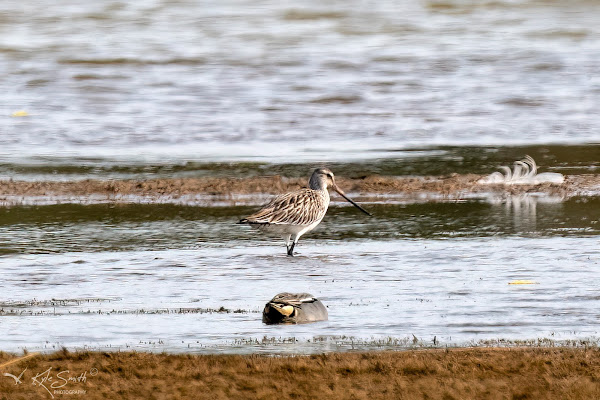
top-left (309, 168), bottom-right (335, 190)
top-left (309, 168), bottom-right (372, 216)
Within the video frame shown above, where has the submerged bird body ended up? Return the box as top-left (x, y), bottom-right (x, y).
top-left (239, 168), bottom-right (371, 256)
top-left (262, 292), bottom-right (328, 324)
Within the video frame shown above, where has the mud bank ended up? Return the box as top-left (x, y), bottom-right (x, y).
top-left (0, 174), bottom-right (599, 206)
top-left (1, 347), bottom-right (599, 399)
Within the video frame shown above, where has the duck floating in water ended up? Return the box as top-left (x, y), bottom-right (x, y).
top-left (262, 292), bottom-right (328, 324)
top-left (478, 155), bottom-right (564, 185)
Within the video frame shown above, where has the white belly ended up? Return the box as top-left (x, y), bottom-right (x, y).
top-left (254, 217), bottom-right (324, 239)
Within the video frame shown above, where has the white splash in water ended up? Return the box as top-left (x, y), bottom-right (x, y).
top-left (478, 155), bottom-right (565, 185)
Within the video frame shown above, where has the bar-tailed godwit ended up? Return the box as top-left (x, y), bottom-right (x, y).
top-left (238, 168), bottom-right (371, 256)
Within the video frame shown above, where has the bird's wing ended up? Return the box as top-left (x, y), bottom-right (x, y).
top-left (270, 292), bottom-right (317, 305)
top-left (241, 189), bottom-right (327, 226)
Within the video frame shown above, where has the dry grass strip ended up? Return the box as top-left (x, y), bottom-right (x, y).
top-left (1, 347), bottom-right (599, 399)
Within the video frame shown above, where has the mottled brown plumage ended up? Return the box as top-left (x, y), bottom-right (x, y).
top-left (238, 168), bottom-right (371, 256)
top-left (241, 189), bottom-right (329, 226)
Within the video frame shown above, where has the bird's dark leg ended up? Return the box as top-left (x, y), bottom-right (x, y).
top-left (287, 242), bottom-right (296, 257)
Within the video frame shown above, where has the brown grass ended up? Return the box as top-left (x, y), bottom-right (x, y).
top-left (1, 348), bottom-right (599, 399)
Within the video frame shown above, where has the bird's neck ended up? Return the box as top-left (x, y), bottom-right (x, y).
top-left (308, 176), bottom-right (328, 191)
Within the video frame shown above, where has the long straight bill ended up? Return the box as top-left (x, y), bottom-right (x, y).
top-left (333, 185), bottom-right (372, 216)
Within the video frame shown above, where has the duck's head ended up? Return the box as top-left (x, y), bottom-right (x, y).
top-left (262, 302), bottom-right (295, 324)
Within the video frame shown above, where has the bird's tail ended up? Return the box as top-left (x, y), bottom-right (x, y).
top-left (237, 218), bottom-right (270, 226)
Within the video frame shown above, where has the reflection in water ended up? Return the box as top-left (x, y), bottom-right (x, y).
top-left (506, 195), bottom-right (538, 233)
top-left (0, 197), bottom-right (598, 254)
top-left (487, 195), bottom-right (563, 233)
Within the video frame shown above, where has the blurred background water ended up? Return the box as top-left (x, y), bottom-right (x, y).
top-left (1, 0), bottom-right (599, 353)
top-left (1, 0), bottom-right (599, 177)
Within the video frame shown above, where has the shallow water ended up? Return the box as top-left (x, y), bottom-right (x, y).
top-left (2, 0), bottom-right (600, 174)
top-left (0, 197), bottom-right (598, 255)
top-left (1, 0), bottom-right (599, 354)
top-left (0, 144), bottom-right (598, 182)
top-left (1, 238), bottom-right (599, 354)
top-left (0, 197), bottom-right (599, 353)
